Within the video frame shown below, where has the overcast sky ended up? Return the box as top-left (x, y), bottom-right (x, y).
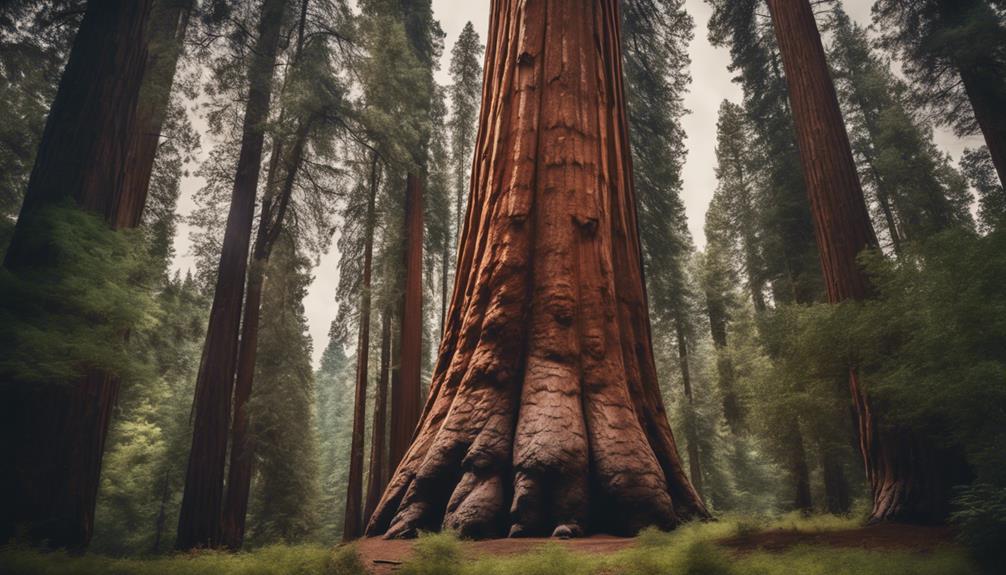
top-left (170, 1), bottom-right (982, 367)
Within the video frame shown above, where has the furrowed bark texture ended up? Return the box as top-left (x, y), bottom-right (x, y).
top-left (0, 0), bottom-right (154, 550)
top-left (119, 0), bottom-right (193, 226)
top-left (390, 173), bottom-right (425, 472)
top-left (767, 0), bottom-right (965, 523)
top-left (176, 0), bottom-right (286, 550)
top-left (343, 152), bottom-right (381, 541)
top-left (365, 0), bottom-right (707, 540)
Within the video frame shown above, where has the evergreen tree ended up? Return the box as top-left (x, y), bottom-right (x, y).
top-left (622, 0), bottom-right (705, 499)
top-left (245, 233), bottom-right (320, 545)
top-left (874, 0), bottom-right (1006, 188)
top-left (830, 7), bottom-right (973, 251)
top-left (961, 146), bottom-right (1006, 232)
top-left (446, 21), bottom-right (483, 252)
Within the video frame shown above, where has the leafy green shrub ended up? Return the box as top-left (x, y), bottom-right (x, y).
top-left (952, 483), bottom-right (1006, 570)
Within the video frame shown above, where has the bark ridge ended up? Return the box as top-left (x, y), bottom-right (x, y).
top-left (365, 0), bottom-right (707, 540)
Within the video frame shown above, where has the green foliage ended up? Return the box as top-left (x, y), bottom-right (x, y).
top-left (873, 0), bottom-right (1006, 139)
top-left (394, 517), bottom-right (979, 575)
top-left (247, 235), bottom-right (321, 545)
top-left (829, 7), bottom-right (973, 247)
top-left (763, 230), bottom-right (1006, 518)
top-left (91, 272), bottom-right (207, 554)
top-left (0, 204), bottom-right (154, 385)
top-left (960, 147), bottom-right (1006, 233)
top-left (398, 532), bottom-right (462, 575)
top-left (952, 483), bottom-right (1006, 570)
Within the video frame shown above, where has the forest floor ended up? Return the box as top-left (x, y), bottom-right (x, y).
top-left (0, 515), bottom-right (985, 575)
top-left (355, 519), bottom-right (959, 575)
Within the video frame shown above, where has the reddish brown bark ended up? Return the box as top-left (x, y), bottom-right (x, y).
top-left (118, 0), bottom-right (194, 227)
top-left (176, 0), bottom-right (287, 551)
top-left (364, 310), bottom-right (393, 523)
top-left (0, 0), bottom-right (154, 550)
top-left (344, 152), bottom-right (381, 541)
top-left (390, 173), bottom-right (424, 473)
top-left (365, 0), bottom-right (707, 540)
top-left (767, 0), bottom-right (965, 523)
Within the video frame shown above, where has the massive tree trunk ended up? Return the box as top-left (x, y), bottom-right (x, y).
top-left (343, 152), bottom-right (381, 541)
top-left (390, 173), bottom-right (424, 472)
top-left (0, 0), bottom-right (154, 550)
top-left (176, 0), bottom-right (287, 550)
top-left (220, 117), bottom-right (311, 550)
top-left (768, 0), bottom-right (966, 523)
top-left (365, 0), bottom-right (707, 540)
top-left (119, 0), bottom-right (194, 224)
top-left (364, 309), bottom-right (393, 523)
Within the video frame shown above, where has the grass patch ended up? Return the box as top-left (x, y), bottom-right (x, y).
top-left (0, 543), bottom-right (365, 575)
top-left (0, 516), bottom-right (984, 575)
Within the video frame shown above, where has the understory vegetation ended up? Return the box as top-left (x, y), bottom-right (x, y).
top-left (0, 516), bottom-right (983, 575)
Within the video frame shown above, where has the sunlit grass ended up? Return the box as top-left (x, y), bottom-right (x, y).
top-left (0, 515), bottom-right (983, 575)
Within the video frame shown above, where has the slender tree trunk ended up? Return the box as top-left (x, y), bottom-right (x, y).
top-left (364, 309), bottom-right (392, 522)
top-left (820, 448), bottom-right (851, 514)
top-left (767, 0), bottom-right (966, 523)
top-left (440, 235), bottom-right (450, 336)
top-left (176, 0), bottom-right (287, 550)
top-left (343, 152), bottom-right (380, 541)
top-left (220, 116), bottom-right (311, 550)
top-left (390, 173), bottom-right (424, 473)
top-left (705, 288), bottom-right (743, 434)
top-left (674, 320), bottom-right (703, 499)
top-left (151, 468), bottom-right (171, 553)
top-left (0, 0), bottom-right (154, 550)
top-left (787, 421), bottom-right (813, 513)
top-left (365, 0), bottom-right (707, 539)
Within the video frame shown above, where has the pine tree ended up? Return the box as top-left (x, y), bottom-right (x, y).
top-left (446, 21), bottom-right (483, 253)
top-left (622, 0), bottom-right (704, 498)
top-left (874, 0), bottom-right (1006, 189)
top-left (830, 7), bottom-right (972, 250)
top-left (245, 233), bottom-right (320, 544)
top-left (961, 146), bottom-right (1006, 233)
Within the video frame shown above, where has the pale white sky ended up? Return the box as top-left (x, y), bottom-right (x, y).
top-left (170, 1), bottom-right (981, 367)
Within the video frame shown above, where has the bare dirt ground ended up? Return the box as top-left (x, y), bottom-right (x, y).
top-left (717, 523), bottom-right (955, 554)
top-left (354, 524), bottom-right (956, 573)
top-left (354, 534), bottom-right (636, 574)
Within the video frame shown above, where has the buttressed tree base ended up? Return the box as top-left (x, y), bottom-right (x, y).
top-left (365, 0), bottom-right (708, 539)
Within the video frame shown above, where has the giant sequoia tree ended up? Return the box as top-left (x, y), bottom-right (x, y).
top-left (0, 0), bottom-right (155, 549)
top-left (767, 0), bottom-right (966, 523)
top-left (366, 0), bottom-right (707, 539)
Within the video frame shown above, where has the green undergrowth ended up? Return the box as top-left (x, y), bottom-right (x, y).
top-left (0, 544), bottom-right (364, 575)
top-left (0, 516), bottom-right (983, 575)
